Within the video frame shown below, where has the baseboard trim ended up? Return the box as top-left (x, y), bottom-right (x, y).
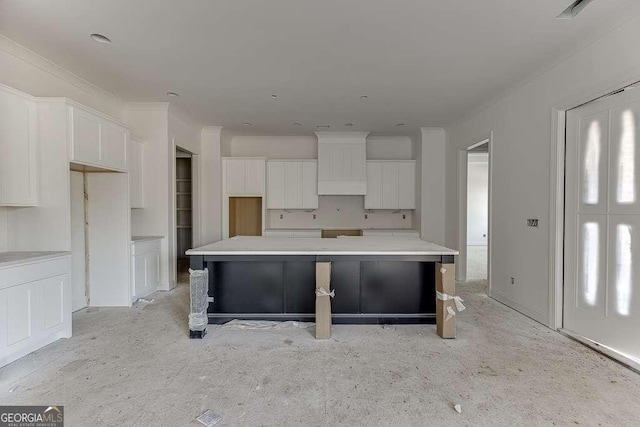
top-left (558, 329), bottom-right (640, 374)
top-left (489, 289), bottom-right (548, 325)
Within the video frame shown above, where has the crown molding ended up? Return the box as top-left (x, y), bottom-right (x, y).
top-left (0, 34), bottom-right (124, 108)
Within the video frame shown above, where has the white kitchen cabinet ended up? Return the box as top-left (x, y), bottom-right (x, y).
top-left (0, 253), bottom-right (71, 368)
top-left (128, 137), bottom-right (144, 208)
top-left (69, 104), bottom-right (129, 171)
top-left (131, 237), bottom-right (162, 302)
top-left (316, 132), bottom-right (368, 195)
top-left (0, 84), bottom-right (38, 206)
top-left (267, 160), bottom-right (318, 209)
top-left (365, 161), bottom-right (415, 209)
top-left (224, 158), bottom-right (265, 195)
top-left (264, 229), bottom-right (322, 238)
top-left (363, 229), bottom-right (420, 239)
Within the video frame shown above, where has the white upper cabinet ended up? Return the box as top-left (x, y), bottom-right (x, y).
top-left (0, 85), bottom-right (38, 206)
top-left (365, 161), bottom-right (416, 209)
top-left (69, 105), bottom-right (129, 171)
top-left (316, 132), bottom-right (368, 195)
top-left (267, 160), bottom-right (318, 209)
top-left (128, 137), bottom-right (144, 208)
top-left (224, 158), bottom-right (265, 195)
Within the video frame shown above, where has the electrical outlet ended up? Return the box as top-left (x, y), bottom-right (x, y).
top-left (510, 277), bottom-right (515, 285)
top-left (527, 218), bottom-right (539, 227)
top-left (364, 214), bottom-right (368, 220)
top-left (402, 214), bottom-right (406, 219)
top-left (279, 214), bottom-right (283, 220)
top-left (313, 214), bottom-right (316, 220)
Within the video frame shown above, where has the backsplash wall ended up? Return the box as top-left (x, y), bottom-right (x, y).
top-left (267, 196), bottom-right (413, 230)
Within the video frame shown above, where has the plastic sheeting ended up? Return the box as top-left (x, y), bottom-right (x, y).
top-left (189, 268), bottom-right (209, 331)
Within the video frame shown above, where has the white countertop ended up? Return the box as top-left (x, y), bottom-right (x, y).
top-left (0, 251), bottom-right (71, 268)
top-left (186, 236), bottom-right (458, 256)
top-left (132, 236), bottom-right (164, 243)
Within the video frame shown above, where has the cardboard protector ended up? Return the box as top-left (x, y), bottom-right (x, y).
top-left (315, 262), bottom-right (332, 339)
top-left (436, 263), bottom-right (456, 339)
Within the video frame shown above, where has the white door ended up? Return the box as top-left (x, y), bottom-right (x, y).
top-left (70, 171), bottom-right (87, 312)
top-left (564, 87), bottom-right (640, 362)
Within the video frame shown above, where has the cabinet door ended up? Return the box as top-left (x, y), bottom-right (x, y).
top-left (71, 107), bottom-right (101, 165)
top-left (365, 163), bottom-right (383, 209)
top-left (398, 162), bottom-right (416, 209)
top-left (381, 163), bottom-right (399, 209)
top-left (301, 162), bottom-right (319, 209)
top-left (245, 159), bottom-right (265, 195)
top-left (267, 161), bottom-right (285, 209)
top-left (40, 275), bottom-right (65, 332)
top-left (146, 252), bottom-right (160, 291)
top-left (284, 162), bottom-right (303, 208)
top-left (225, 159), bottom-right (246, 195)
top-left (129, 140), bottom-right (144, 208)
top-left (101, 121), bottom-right (128, 170)
top-left (132, 255), bottom-right (147, 298)
top-left (1, 282), bottom-right (37, 349)
top-left (0, 89), bottom-right (38, 205)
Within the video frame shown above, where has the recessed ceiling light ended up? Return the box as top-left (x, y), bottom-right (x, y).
top-left (271, 94), bottom-right (278, 99)
top-left (242, 122), bottom-right (252, 126)
top-left (316, 125), bottom-right (330, 129)
top-left (396, 123), bottom-right (405, 127)
top-left (360, 95), bottom-right (369, 100)
top-left (345, 123), bottom-right (354, 127)
top-left (293, 122), bottom-right (302, 126)
top-left (90, 33), bottom-right (112, 44)
top-left (166, 91), bottom-right (179, 98)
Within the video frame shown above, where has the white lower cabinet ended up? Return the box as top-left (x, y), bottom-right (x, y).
top-left (362, 230), bottom-right (420, 239)
top-left (131, 238), bottom-right (162, 302)
top-left (264, 230), bottom-right (322, 238)
top-left (0, 254), bottom-right (71, 368)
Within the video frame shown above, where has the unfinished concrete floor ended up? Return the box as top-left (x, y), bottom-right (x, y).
top-left (1, 277), bottom-right (639, 426)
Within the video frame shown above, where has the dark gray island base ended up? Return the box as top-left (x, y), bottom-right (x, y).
top-left (189, 253), bottom-right (455, 325)
top-left (186, 237), bottom-right (459, 335)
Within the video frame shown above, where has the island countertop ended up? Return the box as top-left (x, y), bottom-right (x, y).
top-left (186, 236), bottom-right (458, 256)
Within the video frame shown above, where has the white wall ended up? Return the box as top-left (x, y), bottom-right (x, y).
top-left (445, 14), bottom-right (640, 325)
top-left (201, 127), bottom-right (223, 245)
top-left (125, 105), bottom-right (172, 288)
top-left (467, 153), bottom-right (488, 246)
top-left (268, 196), bottom-right (412, 230)
top-left (366, 136), bottom-right (413, 160)
top-left (417, 128), bottom-right (446, 245)
top-left (229, 135), bottom-right (317, 159)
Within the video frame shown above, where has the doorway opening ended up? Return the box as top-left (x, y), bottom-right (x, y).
top-left (176, 149), bottom-right (193, 280)
top-left (466, 143), bottom-right (489, 281)
top-left (457, 136), bottom-right (492, 289)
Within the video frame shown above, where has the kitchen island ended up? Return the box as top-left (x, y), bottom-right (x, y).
top-left (186, 236), bottom-right (459, 336)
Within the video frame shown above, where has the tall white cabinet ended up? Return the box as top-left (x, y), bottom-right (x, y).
top-left (365, 160), bottom-right (416, 209)
top-left (0, 84), bottom-right (38, 206)
top-left (267, 160), bottom-right (318, 209)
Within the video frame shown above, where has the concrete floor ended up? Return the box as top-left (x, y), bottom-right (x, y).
top-left (466, 245), bottom-right (487, 281)
top-left (1, 275), bottom-right (639, 426)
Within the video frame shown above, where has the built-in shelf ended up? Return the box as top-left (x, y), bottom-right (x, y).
top-left (176, 178), bottom-right (191, 182)
top-left (176, 192), bottom-right (190, 195)
top-left (177, 225), bottom-right (192, 229)
top-left (177, 208), bottom-right (191, 211)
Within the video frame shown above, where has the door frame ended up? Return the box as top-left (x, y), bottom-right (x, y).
top-left (457, 133), bottom-right (492, 291)
top-left (549, 73), bottom-right (640, 331)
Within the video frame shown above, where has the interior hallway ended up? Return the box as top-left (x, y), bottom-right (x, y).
top-left (1, 279), bottom-right (638, 426)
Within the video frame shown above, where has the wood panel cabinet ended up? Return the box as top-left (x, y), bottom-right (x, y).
top-left (267, 160), bottom-right (318, 209)
top-left (0, 255), bottom-right (71, 368)
top-left (224, 158), bottom-right (265, 195)
top-left (365, 161), bottom-right (416, 209)
top-left (69, 105), bottom-right (129, 171)
top-left (0, 85), bottom-right (38, 206)
top-left (128, 137), bottom-right (144, 208)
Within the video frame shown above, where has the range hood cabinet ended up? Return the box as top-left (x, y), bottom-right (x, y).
top-left (316, 132), bottom-right (369, 195)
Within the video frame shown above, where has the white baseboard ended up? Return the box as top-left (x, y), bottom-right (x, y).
top-left (559, 329), bottom-right (640, 373)
top-left (0, 330), bottom-right (69, 368)
top-left (490, 289), bottom-right (548, 325)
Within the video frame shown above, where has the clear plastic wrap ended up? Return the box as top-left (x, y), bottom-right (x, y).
top-left (188, 268), bottom-right (209, 331)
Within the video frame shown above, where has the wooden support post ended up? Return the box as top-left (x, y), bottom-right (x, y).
top-left (315, 262), bottom-right (332, 339)
top-left (436, 262), bottom-right (456, 339)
